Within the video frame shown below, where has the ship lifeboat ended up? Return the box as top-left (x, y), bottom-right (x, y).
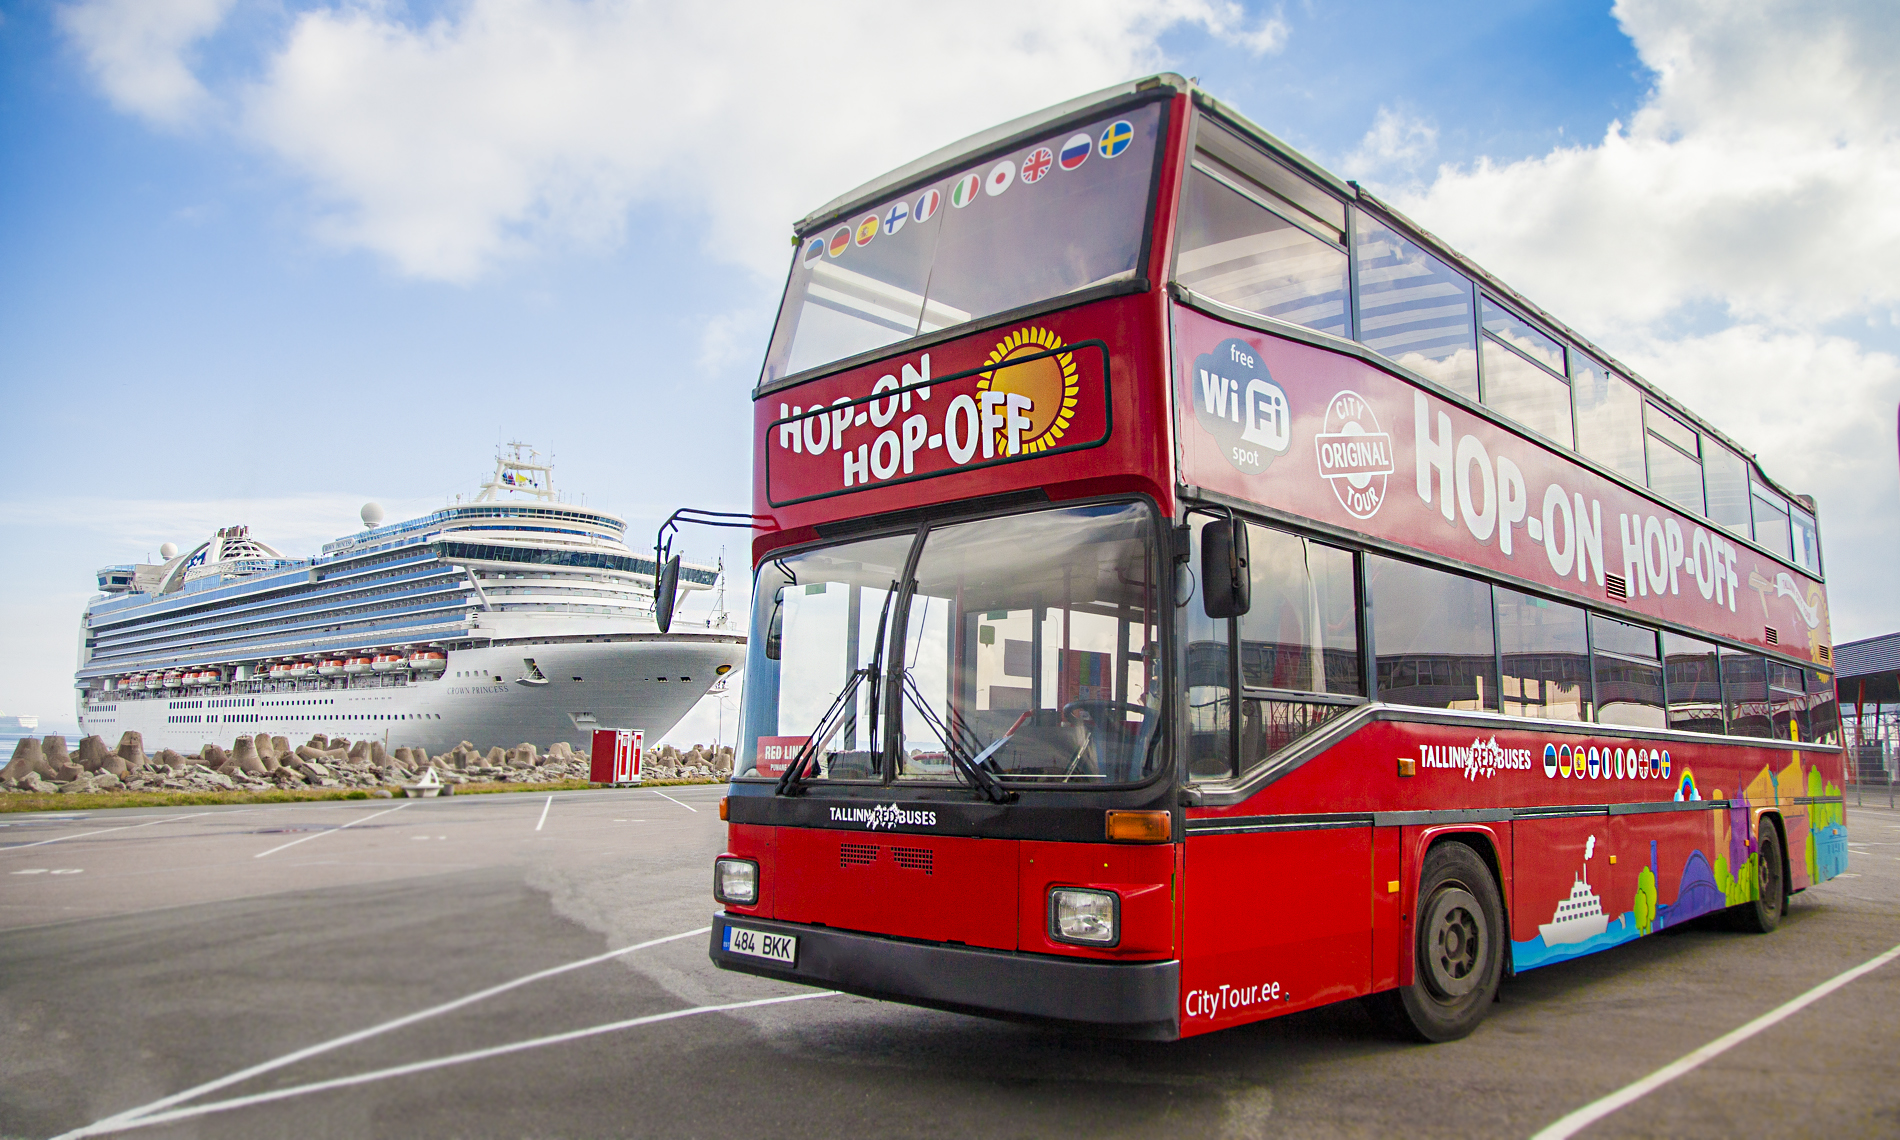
top-left (162, 671), bottom-right (183, 688)
top-left (289, 661), bottom-right (316, 682)
top-left (145, 674), bottom-right (164, 691)
top-left (181, 670), bottom-right (203, 687)
top-left (317, 658), bottom-right (347, 677)
top-left (268, 662), bottom-right (293, 681)
top-left (408, 650), bottom-right (447, 672)
top-left (370, 653), bottom-right (406, 673)
top-left (118, 674), bottom-right (137, 692)
top-left (344, 656), bottom-right (374, 675)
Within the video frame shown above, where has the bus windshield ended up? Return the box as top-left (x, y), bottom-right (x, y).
top-left (738, 501), bottom-right (1164, 788)
top-left (760, 101), bottom-right (1164, 386)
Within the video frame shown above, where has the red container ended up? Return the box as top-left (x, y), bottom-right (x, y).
top-left (590, 729), bottom-right (643, 784)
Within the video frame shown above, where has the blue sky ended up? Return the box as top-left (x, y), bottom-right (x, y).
top-left (2, 0), bottom-right (1896, 738)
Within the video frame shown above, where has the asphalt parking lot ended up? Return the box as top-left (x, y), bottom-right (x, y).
top-left (2, 789), bottom-right (1896, 1139)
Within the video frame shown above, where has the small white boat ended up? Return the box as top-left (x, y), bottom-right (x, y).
top-left (401, 767), bottom-right (445, 798)
top-left (317, 659), bottom-right (347, 677)
top-left (409, 650), bottom-right (447, 672)
top-left (370, 653), bottom-right (406, 673)
top-left (344, 656), bottom-right (374, 675)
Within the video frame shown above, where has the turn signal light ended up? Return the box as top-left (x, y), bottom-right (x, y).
top-left (719, 796), bottom-right (729, 821)
top-left (1105, 810), bottom-right (1171, 842)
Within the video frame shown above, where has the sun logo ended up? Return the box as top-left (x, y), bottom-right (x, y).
top-left (977, 327), bottom-right (1078, 454)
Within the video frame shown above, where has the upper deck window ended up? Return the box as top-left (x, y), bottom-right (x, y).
top-left (1570, 356), bottom-right (1645, 484)
top-left (760, 102), bottom-right (1163, 386)
top-left (1174, 120), bottom-right (1349, 338)
top-left (1351, 211), bottom-right (1479, 401)
top-left (1479, 296), bottom-right (1573, 447)
top-left (1644, 402), bottom-right (1705, 515)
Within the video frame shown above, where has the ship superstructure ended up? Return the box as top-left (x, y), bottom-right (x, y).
top-left (76, 445), bottom-right (742, 754)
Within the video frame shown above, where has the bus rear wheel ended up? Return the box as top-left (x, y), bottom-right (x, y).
top-left (1730, 819), bottom-right (1785, 934)
top-left (1375, 841), bottom-right (1503, 1043)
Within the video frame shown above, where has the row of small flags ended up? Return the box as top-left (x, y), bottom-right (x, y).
top-left (809, 120), bottom-right (1136, 263)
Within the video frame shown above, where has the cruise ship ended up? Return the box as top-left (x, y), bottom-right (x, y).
top-left (75, 446), bottom-right (744, 755)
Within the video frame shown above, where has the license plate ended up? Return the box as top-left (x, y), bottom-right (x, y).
top-left (723, 925), bottom-right (797, 966)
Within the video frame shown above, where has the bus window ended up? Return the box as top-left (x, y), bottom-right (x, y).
top-left (1750, 482), bottom-right (1793, 560)
top-left (1236, 525), bottom-right (1360, 695)
top-left (1175, 122), bottom-right (1348, 337)
top-left (1769, 659), bottom-right (1807, 741)
top-left (735, 534), bottom-right (912, 780)
top-left (1233, 524), bottom-right (1360, 777)
top-left (761, 103), bottom-right (1164, 385)
top-left (1368, 556), bottom-right (1497, 711)
top-left (1807, 668), bottom-right (1841, 746)
top-left (1571, 357), bottom-right (1645, 483)
top-left (1496, 589), bottom-right (1589, 722)
top-left (893, 501), bottom-right (1162, 786)
top-left (1663, 632), bottom-right (1725, 735)
top-left (1479, 297), bottom-right (1574, 448)
top-left (1789, 504), bottom-right (1821, 574)
top-left (1645, 402), bottom-right (1705, 515)
top-left (1721, 649), bottom-right (1770, 738)
top-left (1590, 613), bottom-right (1664, 728)
top-left (1185, 519), bottom-right (1233, 781)
top-left (1702, 443), bottom-right (1752, 539)
top-left (1351, 211), bottom-right (1479, 401)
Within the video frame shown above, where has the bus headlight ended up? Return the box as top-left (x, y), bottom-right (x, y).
top-left (1049, 887), bottom-right (1119, 946)
top-left (714, 857), bottom-right (758, 905)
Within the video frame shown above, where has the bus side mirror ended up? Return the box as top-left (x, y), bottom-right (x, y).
top-left (764, 587), bottom-right (785, 660)
top-left (1201, 518), bottom-right (1251, 619)
top-left (655, 555), bottom-right (682, 633)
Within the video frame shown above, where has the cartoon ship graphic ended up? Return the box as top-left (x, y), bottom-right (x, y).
top-left (1540, 836), bottom-right (1610, 945)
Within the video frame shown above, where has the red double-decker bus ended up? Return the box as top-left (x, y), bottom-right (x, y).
top-left (706, 75), bottom-right (1847, 1041)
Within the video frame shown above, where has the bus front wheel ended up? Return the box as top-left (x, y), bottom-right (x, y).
top-left (1376, 842), bottom-right (1503, 1043)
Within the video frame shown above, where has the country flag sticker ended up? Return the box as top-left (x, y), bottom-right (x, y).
top-left (854, 215), bottom-right (879, 247)
top-left (1587, 746), bottom-right (1601, 779)
top-left (1021, 146), bottom-right (1054, 184)
top-left (1059, 132), bottom-right (1092, 170)
top-left (914, 187), bottom-right (942, 222)
top-left (883, 200), bottom-right (909, 236)
top-left (1099, 119), bottom-right (1134, 159)
top-left (984, 159), bottom-right (1015, 197)
top-left (827, 226), bottom-right (852, 257)
top-left (949, 172), bottom-right (982, 208)
top-left (802, 237), bottom-right (825, 265)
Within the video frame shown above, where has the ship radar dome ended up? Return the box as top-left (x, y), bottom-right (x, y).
top-left (360, 502), bottom-right (385, 529)
top-left (159, 542), bottom-right (178, 559)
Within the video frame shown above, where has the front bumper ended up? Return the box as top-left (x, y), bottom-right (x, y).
top-left (709, 914), bottom-right (1181, 1040)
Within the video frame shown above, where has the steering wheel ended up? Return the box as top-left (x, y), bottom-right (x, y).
top-left (1060, 699), bottom-right (1151, 728)
top-left (1056, 700), bottom-right (1151, 780)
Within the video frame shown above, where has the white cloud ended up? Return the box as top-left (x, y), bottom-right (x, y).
top-left (224, 0), bottom-right (1283, 282)
top-left (58, 0), bottom-right (235, 127)
top-left (1346, 105), bottom-right (1437, 177)
top-left (1386, 0), bottom-right (1900, 335)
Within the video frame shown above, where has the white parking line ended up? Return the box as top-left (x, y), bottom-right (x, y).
top-left (56, 925), bottom-right (713, 1139)
top-left (535, 796), bottom-right (552, 831)
top-left (1531, 941), bottom-right (1900, 1139)
top-left (252, 804), bottom-right (408, 858)
top-left (652, 790), bottom-right (698, 813)
top-left (0, 813), bottom-right (207, 853)
top-left (74, 990), bottom-right (835, 1135)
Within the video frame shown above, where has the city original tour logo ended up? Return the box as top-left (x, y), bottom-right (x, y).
top-left (977, 326), bottom-right (1079, 456)
top-left (829, 803), bottom-right (939, 830)
top-left (1315, 390), bottom-right (1394, 520)
top-left (1192, 337), bottom-right (1290, 475)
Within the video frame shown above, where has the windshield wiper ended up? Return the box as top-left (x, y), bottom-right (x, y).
top-left (776, 582), bottom-right (898, 797)
top-left (900, 672), bottom-right (1014, 804)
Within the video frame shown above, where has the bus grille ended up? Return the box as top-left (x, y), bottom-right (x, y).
top-left (839, 842), bottom-right (879, 867)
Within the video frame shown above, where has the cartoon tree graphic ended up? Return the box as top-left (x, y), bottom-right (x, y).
top-left (1634, 866), bottom-right (1657, 935)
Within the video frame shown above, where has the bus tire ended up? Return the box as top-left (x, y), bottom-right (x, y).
top-left (1731, 818), bottom-right (1785, 934)
top-left (1377, 841), bottom-right (1503, 1043)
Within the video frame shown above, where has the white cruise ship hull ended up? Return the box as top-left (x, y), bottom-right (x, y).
top-left (80, 635), bottom-right (742, 756)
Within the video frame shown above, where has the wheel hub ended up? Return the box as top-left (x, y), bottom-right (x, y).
top-left (1422, 886), bottom-right (1484, 999)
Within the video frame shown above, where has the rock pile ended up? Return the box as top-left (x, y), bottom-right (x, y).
top-left (0, 732), bottom-right (724, 795)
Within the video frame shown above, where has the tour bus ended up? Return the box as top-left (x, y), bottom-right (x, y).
top-left (706, 75), bottom-right (1847, 1041)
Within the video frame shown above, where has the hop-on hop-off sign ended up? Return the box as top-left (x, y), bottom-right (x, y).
top-left (764, 325), bottom-right (1111, 507)
top-left (590, 729), bottom-right (643, 785)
